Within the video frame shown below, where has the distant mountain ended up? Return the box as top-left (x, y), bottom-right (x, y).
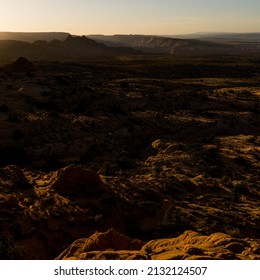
top-left (0, 40), bottom-right (43, 60)
top-left (87, 34), bottom-right (260, 55)
top-left (169, 32), bottom-right (260, 42)
top-left (0, 35), bottom-right (141, 60)
top-left (1, 33), bottom-right (260, 60)
top-left (0, 32), bottom-right (70, 43)
top-left (88, 35), bottom-right (232, 54)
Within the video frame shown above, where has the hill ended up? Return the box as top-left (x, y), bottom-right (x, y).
top-left (0, 32), bottom-right (69, 43)
top-left (5, 57), bottom-right (38, 72)
top-left (0, 35), bottom-right (141, 60)
top-left (172, 32), bottom-right (260, 42)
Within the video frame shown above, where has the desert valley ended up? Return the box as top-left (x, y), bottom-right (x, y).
top-left (0, 33), bottom-right (260, 260)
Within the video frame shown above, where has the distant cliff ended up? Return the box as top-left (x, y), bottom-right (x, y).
top-left (0, 32), bottom-right (69, 43)
top-left (0, 32), bottom-right (260, 61)
top-left (87, 34), bottom-right (260, 55)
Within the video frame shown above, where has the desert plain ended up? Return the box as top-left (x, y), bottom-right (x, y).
top-left (0, 36), bottom-right (260, 259)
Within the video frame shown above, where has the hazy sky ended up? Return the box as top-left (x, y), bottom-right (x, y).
top-left (0, 0), bottom-right (260, 35)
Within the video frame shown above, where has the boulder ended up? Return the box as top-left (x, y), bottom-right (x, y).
top-left (50, 165), bottom-right (107, 196)
top-left (56, 228), bottom-right (146, 260)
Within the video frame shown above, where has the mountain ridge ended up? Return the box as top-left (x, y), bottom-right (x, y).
top-left (1, 32), bottom-right (260, 59)
top-left (87, 34), bottom-right (260, 55)
top-left (0, 32), bottom-right (69, 43)
top-left (0, 35), bottom-right (141, 60)
top-left (171, 32), bottom-right (260, 42)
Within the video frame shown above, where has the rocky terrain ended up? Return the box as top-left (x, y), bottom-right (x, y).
top-left (56, 228), bottom-right (260, 260)
top-left (0, 54), bottom-right (259, 259)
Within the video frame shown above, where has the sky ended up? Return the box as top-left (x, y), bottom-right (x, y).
top-left (0, 0), bottom-right (260, 35)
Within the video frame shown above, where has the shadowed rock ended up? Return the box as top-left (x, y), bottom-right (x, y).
top-left (0, 146), bottom-right (30, 167)
top-left (5, 57), bottom-right (38, 73)
top-left (50, 165), bottom-right (108, 196)
top-left (0, 165), bottom-right (32, 192)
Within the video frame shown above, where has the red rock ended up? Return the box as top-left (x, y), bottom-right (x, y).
top-left (56, 230), bottom-right (260, 260)
top-left (50, 165), bottom-right (107, 196)
top-left (56, 228), bottom-right (145, 260)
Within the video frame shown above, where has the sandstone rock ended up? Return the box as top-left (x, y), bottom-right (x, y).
top-left (62, 250), bottom-right (149, 260)
top-left (55, 228), bottom-right (146, 260)
top-left (56, 230), bottom-right (260, 260)
top-left (50, 165), bottom-right (107, 196)
top-left (143, 230), bottom-right (259, 260)
top-left (185, 247), bottom-right (205, 255)
top-left (224, 242), bottom-right (247, 254)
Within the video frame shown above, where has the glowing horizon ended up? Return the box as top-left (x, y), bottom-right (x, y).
top-left (0, 0), bottom-right (260, 36)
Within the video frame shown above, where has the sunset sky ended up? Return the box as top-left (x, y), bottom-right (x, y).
top-left (0, 0), bottom-right (259, 35)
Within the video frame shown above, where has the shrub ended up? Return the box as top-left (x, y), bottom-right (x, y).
top-left (0, 238), bottom-right (25, 260)
top-left (225, 227), bottom-right (241, 237)
top-left (231, 184), bottom-right (247, 202)
top-left (158, 205), bottom-right (190, 236)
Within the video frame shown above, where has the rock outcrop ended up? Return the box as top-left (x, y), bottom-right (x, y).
top-left (143, 230), bottom-right (260, 260)
top-left (49, 165), bottom-right (108, 197)
top-left (56, 229), bottom-right (260, 260)
top-left (5, 57), bottom-right (38, 72)
top-left (56, 228), bottom-right (146, 260)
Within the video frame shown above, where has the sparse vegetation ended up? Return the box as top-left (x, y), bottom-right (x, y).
top-left (0, 54), bottom-right (259, 259)
top-left (158, 205), bottom-right (191, 237)
top-left (0, 238), bottom-right (25, 260)
top-left (225, 227), bottom-right (241, 237)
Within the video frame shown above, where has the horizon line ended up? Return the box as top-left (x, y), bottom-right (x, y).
top-left (1, 31), bottom-right (260, 36)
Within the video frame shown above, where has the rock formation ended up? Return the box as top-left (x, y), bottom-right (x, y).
top-left (49, 165), bottom-right (108, 196)
top-left (56, 228), bottom-right (146, 260)
top-left (5, 57), bottom-right (38, 73)
top-left (56, 229), bottom-right (260, 260)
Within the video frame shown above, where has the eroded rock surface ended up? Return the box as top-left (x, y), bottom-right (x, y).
top-left (56, 228), bottom-right (146, 260)
top-left (50, 165), bottom-right (108, 196)
top-left (56, 229), bottom-right (260, 260)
